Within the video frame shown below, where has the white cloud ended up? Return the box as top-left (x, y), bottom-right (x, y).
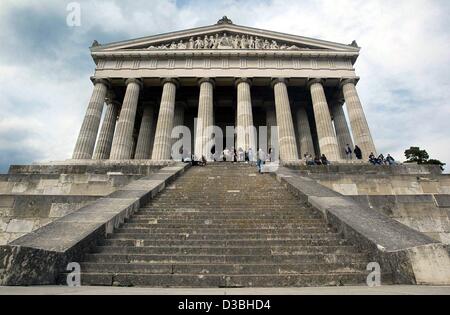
top-left (0, 0), bottom-right (449, 171)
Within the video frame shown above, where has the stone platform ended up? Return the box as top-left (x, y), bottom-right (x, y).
top-left (1, 285), bottom-right (449, 295)
top-left (0, 161), bottom-right (449, 287)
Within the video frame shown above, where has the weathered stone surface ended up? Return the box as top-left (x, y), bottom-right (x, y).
top-left (5, 219), bottom-right (35, 233)
top-left (0, 163), bottom-right (188, 285)
top-left (274, 167), bottom-right (450, 285)
top-left (435, 195), bottom-right (450, 208)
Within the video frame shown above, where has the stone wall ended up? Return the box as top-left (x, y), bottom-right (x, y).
top-left (285, 164), bottom-right (450, 246)
top-left (0, 162), bottom-right (174, 246)
top-left (349, 195), bottom-right (450, 244)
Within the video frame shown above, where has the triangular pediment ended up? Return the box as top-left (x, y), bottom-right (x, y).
top-left (92, 18), bottom-right (359, 53)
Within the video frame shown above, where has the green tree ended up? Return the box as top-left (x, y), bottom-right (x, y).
top-left (405, 147), bottom-right (429, 164)
top-left (404, 147), bottom-right (446, 171)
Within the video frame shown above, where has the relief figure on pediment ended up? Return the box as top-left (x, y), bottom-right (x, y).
top-left (254, 37), bottom-right (263, 49)
top-left (188, 37), bottom-right (195, 49)
top-left (218, 33), bottom-right (232, 49)
top-left (194, 36), bottom-right (204, 49)
top-left (203, 35), bottom-right (210, 49)
top-left (248, 36), bottom-right (255, 49)
top-left (240, 35), bottom-right (249, 49)
top-left (213, 34), bottom-right (220, 49)
top-left (235, 35), bottom-right (243, 49)
top-left (177, 40), bottom-right (187, 49)
top-left (270, 40), bottom-right (279, 49)
top-left (208, 35), bottom-right (216, 49)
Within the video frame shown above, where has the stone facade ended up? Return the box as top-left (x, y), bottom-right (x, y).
top-left (72, 18), bottom-right (377, 162)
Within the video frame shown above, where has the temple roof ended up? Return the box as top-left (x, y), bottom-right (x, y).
top-left (90, 17), bottom-right (360, 54)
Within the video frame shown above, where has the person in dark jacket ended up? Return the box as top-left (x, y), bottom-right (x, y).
top-left (354, 145), bottom-right (363, 160)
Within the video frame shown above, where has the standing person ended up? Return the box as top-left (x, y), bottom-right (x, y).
top-left (257, 148), bottom-right (266, 173)
top-left (345, 144), bottom-right (353, 160)
top-left (268, 148), bottom-right (273, 162)
top-left (354, 145), bottom-right (363, 160)
top-left (233, 149), bottom-right (237, 163)
top-left (238, 147), bottom-right (244, 162)
top-left (248, 148), bottom-right (254, 163)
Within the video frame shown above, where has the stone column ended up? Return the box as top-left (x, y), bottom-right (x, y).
top-left (236, 78), bottom-right (256, 152)
top-left (295, 105), bottom-right (315, 158)
top-left (134, 102), bottom-right (155, 160)
top-left (195, 78), bottom-right (215, 160)
top-left (308, 79), bottom-right (340, 161)
top-left (152, 78), bottom-right (179, 160)
top-left (93, 99), bottom-right (120, 160)
top-left (272, 78), bottom-right (298, 161)
top-left (72, 78), bottom-right (110, 159)
top-left (331, 101), bottom-right (354, 159)
top-left (341, 79), bottom-right (377, 158)
top-left (110, 78), bottom-right (143, 160)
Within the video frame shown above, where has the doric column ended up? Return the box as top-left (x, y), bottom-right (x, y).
top-left (152, 78), bottom-right (179, 160)
top-left (195, 78), bottom-right (215, 160)
top-left (341, 79), bottom-right (377, 158)
top-left (72, 78), bottom-right (110, 159)
top-left (331, 101), bottom-right (354, 159)
top-left (93, 99), bottom-right (120, 160)
top-left (235, 78), bottom-right (256, 153)
top-left (295, 105), bottom-right (315, 158)
top-left (272, 78), bottom-right (298, 162)
top-left (134, 102), bottom-right (155, 160)
top-left (110, 78), bottom-right (143, 160)
top-left (308, 79), bottom-right (340, 161)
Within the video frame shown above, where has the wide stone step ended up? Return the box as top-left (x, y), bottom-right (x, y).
top-left (122, 220), bottom-right (326, 228)
top-left (94, 245), bottom-right (358, 255)
top-left (115, 227), bottom-right (331, 234)
top-left (129, 214), bottom-right (321, 221)
top-left (138, 209), bottom-right (316, 215)
top-left (108, 232), bottom-right (342, 241)
top-left (69, 272), bottom-right (370, 287)
top-left (80, 262), bottom-right (368, 275)
top-left (84, 253), bottom-right (369, 264)
top-left (100, 238), bottom-right (348, 247)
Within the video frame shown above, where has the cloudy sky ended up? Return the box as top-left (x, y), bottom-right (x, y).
top-left (0, 0), bottom-right (449, 172)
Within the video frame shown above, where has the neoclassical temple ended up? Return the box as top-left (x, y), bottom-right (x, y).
top-left (72, 17), bottom-right (377, 162)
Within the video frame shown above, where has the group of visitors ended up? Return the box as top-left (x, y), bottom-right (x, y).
top-left (344, 144), bottom-right (363, 160)
top-left (304, 153), bottom-right (330, 166)
top-left (181, 147), bottom-right (275, 173)
top-left (369, 153), bottom-right (397, 166)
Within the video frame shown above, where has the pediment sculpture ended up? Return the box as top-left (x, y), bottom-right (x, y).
top-left (146, 32), bottom-right (303, 51)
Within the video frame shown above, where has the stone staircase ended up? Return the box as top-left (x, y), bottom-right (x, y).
top-left (68, 164), bottom-right (373, 287)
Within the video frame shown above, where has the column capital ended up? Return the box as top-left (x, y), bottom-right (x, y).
top-left (161, 78), bottom-right (180, 88)
top-left (198, 77), bottom-right (215, 88)
top-left (271, 78), bottom-right (288, 88)
top-left (307, 78), bottom-right (325, 89)
top-left (90, 77), bottom-right (111, 89)
top-left (125, 78), bottom-right (144, 89)
top-left (235, 77), bottom-right (252, 87)
top-left (339, 78), bottom-right (358, 88)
